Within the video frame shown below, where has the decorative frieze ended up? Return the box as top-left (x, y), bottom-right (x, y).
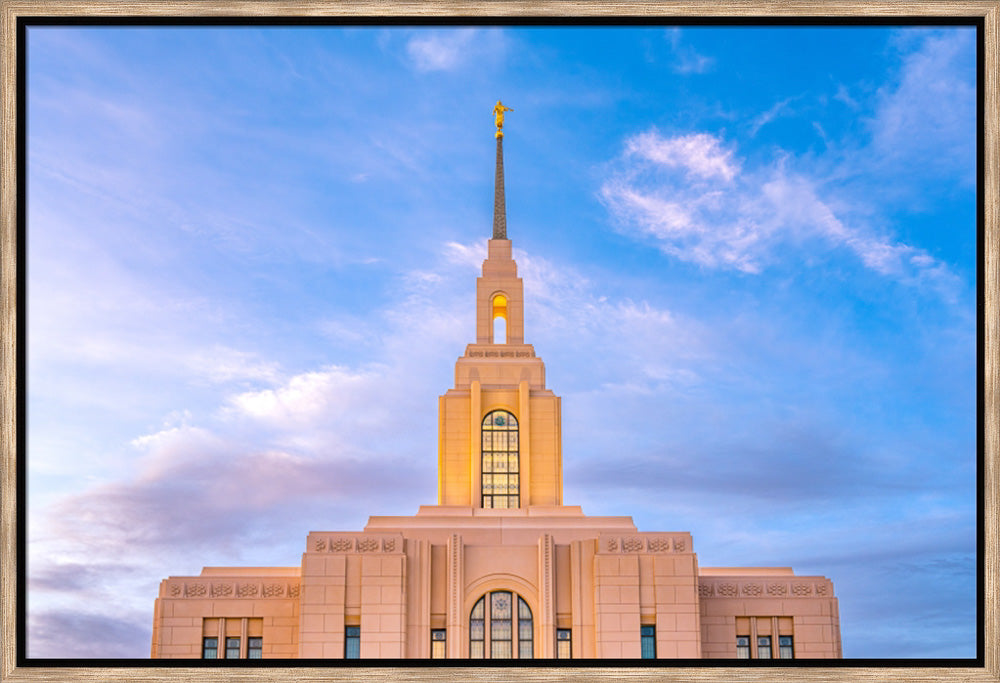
top-left (601, 534), bottom-right (691, 554)
top-left (165, 580), bottom-right (301, 599)
top-left (467, 350), bottom-right (534, 358)
top-left (698, 578), bottom-right (831, 600)
top-left (308, 534), bottom-right (403, 554)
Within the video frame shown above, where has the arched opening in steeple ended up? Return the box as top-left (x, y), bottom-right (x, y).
top-left (492, 293), bottom-right (508, 344)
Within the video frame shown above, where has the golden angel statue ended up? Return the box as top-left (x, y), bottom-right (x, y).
top-left (493, 100), bottom-right (513, 137)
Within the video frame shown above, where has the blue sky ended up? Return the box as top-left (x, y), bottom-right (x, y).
top-left (26, 25), bottom-right (977, 659)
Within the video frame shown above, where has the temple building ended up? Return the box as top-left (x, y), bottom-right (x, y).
top-left (151, 104), bottom-right (843, 661)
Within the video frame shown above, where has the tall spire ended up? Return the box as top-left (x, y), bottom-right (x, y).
top-left (493, 135), bottom-right (506, 239)
top-left (491, 100), bottom-right (513, 240)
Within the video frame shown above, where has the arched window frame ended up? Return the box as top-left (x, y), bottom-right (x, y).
top-left (469, 591), bottom-right (533, 659)
top-left (491, 292), bottom-right (508, 344)
top-left (481, 409), bottom-right (519, 509)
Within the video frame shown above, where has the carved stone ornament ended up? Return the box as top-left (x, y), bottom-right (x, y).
top-left (767, 583), bottom-right (788, 596)
top-left (237, 583), bottom-right (259, 598)
top-left (742, 583), bottom-right (763, 597)
top-left (792, 583), bottom-right (813, 596)
top-left (647, 537), bottom-right (670, 553)
top-left (211, 583), bottom-right (233, 598)
top-left (623, 537), bottom-right (644, 552)
top-left (358, 538), bottom-right (380, 552)
top-left (717, 582), bottom-right (738, 597)
top-left (673, 538), bottom-right (687, 552)
top-left (698, 583), bottom-right (714, 598)
top-left (333, 538), bottom-right (355, 552)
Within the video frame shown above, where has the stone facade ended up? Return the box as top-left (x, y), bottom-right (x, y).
top-left (152, 133), bottom-right (842, 661)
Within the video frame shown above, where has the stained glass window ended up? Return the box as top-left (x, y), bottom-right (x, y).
top-left (247, 636), bottom-right (262, 659)
top-left (482, 410), bottom-right (519, 509)
top-left (468, 591), bottom-right (532, 659)
top-left (778, 635), bottom-right (794, 659)
top-left (736, 635), bottom-right (751, 659)
top-left (431, 629), bottom-right (446, 658)
top-left (225, 637), bottom-right (240, 659)
top-left (469, 597), bottom-right (485, 658)
top-left (202, 637), bottom-right (218, 659)
top-left (556, 629), bottom-right (571, 659)
top-left (757, 635), bottom-right (772, 659)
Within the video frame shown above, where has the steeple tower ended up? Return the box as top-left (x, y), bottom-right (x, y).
top-left (435, 102), bottom-right (563, 509)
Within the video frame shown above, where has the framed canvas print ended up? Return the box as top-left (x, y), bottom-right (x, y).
top-left (2, 2), bottom-right (995, 682)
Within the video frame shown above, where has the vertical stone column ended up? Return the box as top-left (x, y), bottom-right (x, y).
top-left (537, 533), bottom-right (556, 658)
top-left (408, 539), bottom-right (432, 659)
top-left (446, 534), bottom-right (465, 658)
top-left (518, 380), bottom-right (531, 507)
top-left (470, 380), bottom-right (482, 507)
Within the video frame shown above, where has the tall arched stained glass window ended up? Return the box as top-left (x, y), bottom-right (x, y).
top-left (468, 591), bottom-right (533, 659)
top-left (482, 410), bottom-right (519, 509)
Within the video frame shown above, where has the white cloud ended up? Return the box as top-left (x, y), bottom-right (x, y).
top-left (405, 29), bottom-right (504, 72)
top-left (626, 130), bottom-right (738, 181)
top-left (601, 129), bottom-right (954, 285)
top-left (748, 96), bottom-right (798, 137)
top-left (871, 29), bottom-right (975, 178)
top-left (666, 28), bottom-right (715, 75)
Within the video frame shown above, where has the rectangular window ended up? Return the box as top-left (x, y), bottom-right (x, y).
top-left (345, 626), bottom-right (361, 659)
top-left (247, 636), bottom-right (262, 659)
top-left (778, 635), bottom-right (794, 659)
top-left (640, 625), bottom-right (656, 659)
top-left (556, 629), bottom-right (572, 659)
top-left (757, 635), bottom-right (772, 659)
top-left (225, 637), bottom-right (240, 659)
top-left (431, 629), bottom-right (446, 659)
top-left (736, 635), bottom-right (750, 659)
top-left (202, 637), bottom-right (218, 659)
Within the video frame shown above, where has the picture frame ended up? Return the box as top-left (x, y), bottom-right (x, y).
top-left (2, 2), bottom-right (996, 681)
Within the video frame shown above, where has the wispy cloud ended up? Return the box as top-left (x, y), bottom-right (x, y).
top-left (600, 128), bottom-right (955, 289)
top-left (871, 29), bottom-right (975, 179)
top-left (666, 28), bottom-right (715, 74)
top-left (748, 96), bottom-right (799, 137)
top-left (405, 28), bottom-right (505, 72)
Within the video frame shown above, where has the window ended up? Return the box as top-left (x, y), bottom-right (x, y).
top-left (778, 635), bottom-right (794, 659)
top-left (556, 629), bottom-right (572, 659)
top-left (247, 636), bottom-right (262, 659)
top-left (492, 294), bottom-right (507, 344)
top-left (202, 637), bottom-right (218, 659)
top-left (481, 410), bottom-right (519, 509)
top-left (225, 637), bottom-right (240, 659)
top-left (470, 597), bottom-right (486, 658)
top-left (431, 629), bottom-right (446, 658)
top-left (736, 635), bottom-right (750, 659)
top-left (345, 626), bottom-right (361, 659)
top-left (469, 591), bottom-right (533, 659)
top-left (757, 635), bottom-right (772, 659)
top-left (640, 625), bottom-right (656, 659)
top-left (517, 597), bottom-right (533, 658)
